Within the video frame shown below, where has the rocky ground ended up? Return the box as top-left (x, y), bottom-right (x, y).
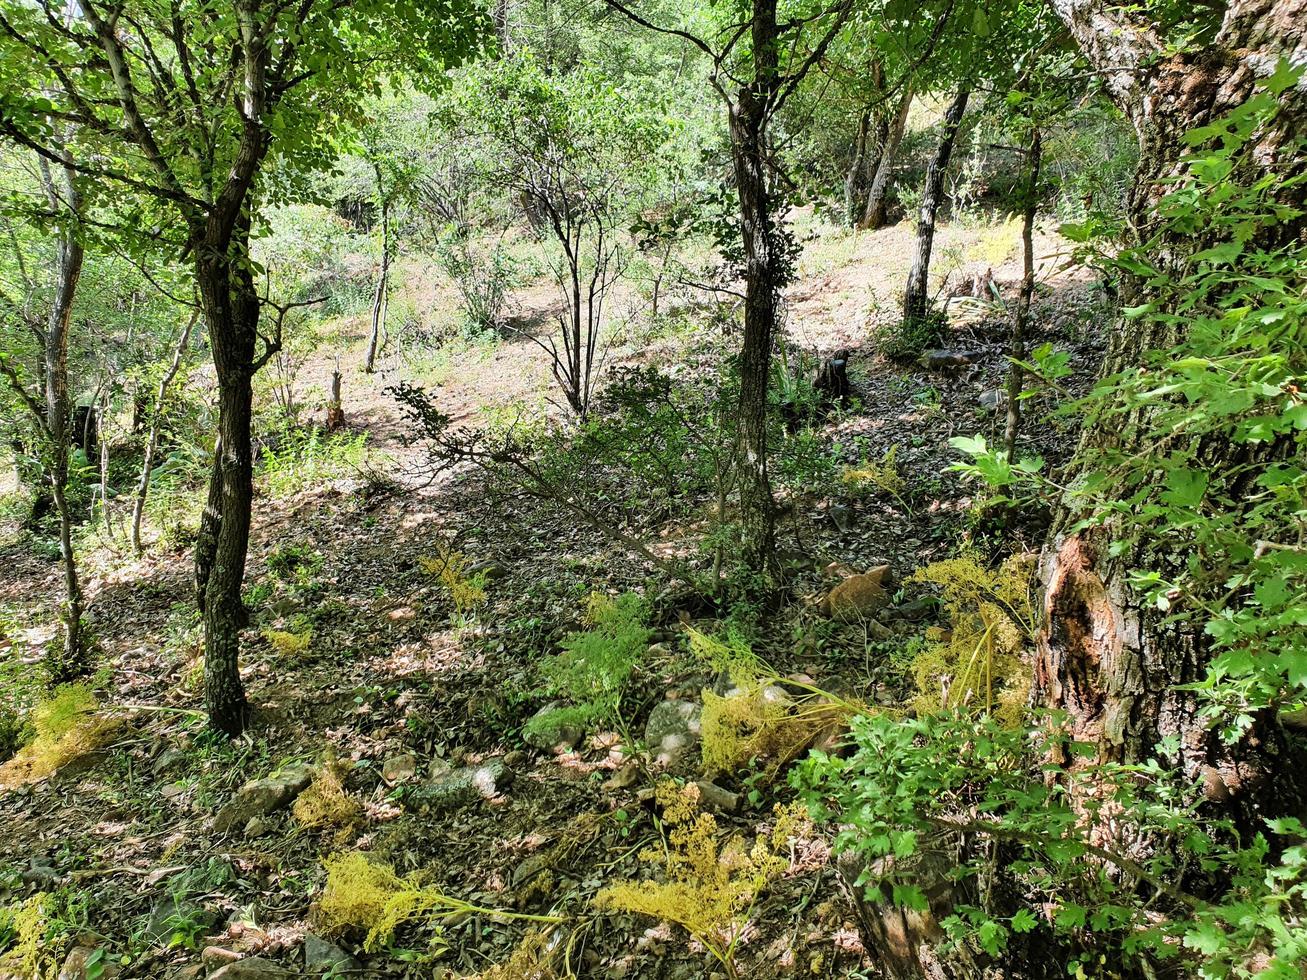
top-left (0, 212), bottom-right (1108, 979)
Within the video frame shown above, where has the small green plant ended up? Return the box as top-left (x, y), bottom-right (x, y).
top-left (263, 628), bottom-right (312, 660)
top-left (418, 540), bottom-right (488, 618)
top-left (0, 684), bottom-right (116, 789)
top-left (524, 592), bottom-right (651, 744)
top-left (259, 426), bottom-right (368, 497)
top-left (842, 444), bottom-right (911, 516)
top-left (872, 308), bottom-right (948, 361)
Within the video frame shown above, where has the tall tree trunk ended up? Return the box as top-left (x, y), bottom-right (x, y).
top-left (902, 88), bottom-right (969, 325)
top-left (1003, 127), bottom-right (1041, 461)
top-left (729, 90), bottom-right (781, 579)
top-left (365, 198), bottom-right (391, 374)
top-left (861, 83), bottom-right (913, 230)
top-left (1039, 0), bottom-right (1307, 804)
top-left (194, 227), bottom-right (260, 737)
top-left (132, 311), bottom-right (198, 554)
top-left (39, 159), bottom-right (86, 680)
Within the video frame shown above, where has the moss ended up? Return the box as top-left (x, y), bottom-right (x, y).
top-left (0, 684), bottom-right (117, 789)
top-left (263, 628), bottom-right (312, 660)
top-left (293, 755), bottom-right (362, 834)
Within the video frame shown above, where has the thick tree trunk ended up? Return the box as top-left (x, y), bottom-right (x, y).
top-left (132, 311), bottom-right (197, 554)
top-left (365, 199), bottom-right (391, 374)
top-left (194, 233), bottom-right (259, 737)
top-left (1039, 0), bottom-right (1307, 803)
top-left (902, 88), bottom-right (969, 325)
top-left (41, 162), bottom-right (86, 679)
top-left (1003, 127), bottom-right (1040, 461)
top-left (861, 84), bottom-right (913, 230)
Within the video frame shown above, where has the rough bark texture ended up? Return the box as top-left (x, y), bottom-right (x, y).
top-left (844, 107), bottom-right (874, 226)
top-left (903, 88), bottom-right (969, 324)
top-left (728, 0), bottom-right (782, 579)
top-left (1038, 0), bottom-right (1307, 802)
top-left (861, 84), bottom-right (913, 230)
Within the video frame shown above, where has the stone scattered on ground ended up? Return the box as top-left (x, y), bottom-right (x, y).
top-left (144, 898), bottom-right (219, 946)
top-left (58, 943), bottom-right (119, 980)
top-left (978, 388), bottom-right (1006, 411)
top-left (303, 935), bottom-right (359, 976)
top-left (381, 753), bottom-right (418, 782)
top-left (920, 349), bottom-right (981, 370)
top-left (212, 764), bottom-right (314, 834)
top-left (522, 704), bottom-right (584, 753)
top-left (414, 757), bottom-right (512, 812)
top-left (206, 956), bottom-right (292, 980)
top-left (694, 779), bottom-right (740, 813)
top-left (823, 565), bottom-right (893, 622)
top-left (645, 699), bottom-right (702, 767)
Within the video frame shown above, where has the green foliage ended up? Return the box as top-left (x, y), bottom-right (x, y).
top-left (258, 427), bottom-right (369, 498)
top-left (418, 542), bottom-right (488, 617)
top-left (797, 710), bottom-right (1307, 977)
top-left (874, 309), bottom-right (949, 361)
top-left (525, 592), bottom-right (652, 742)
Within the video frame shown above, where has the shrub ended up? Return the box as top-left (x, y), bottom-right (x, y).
top-left (0, 894), bottom-right (53, 978)
top-left (418, 541), bottom-right (488, 617)
top-left (872, 308), bottom-right (948, 361)
top-left (263, 629), bottom-right (312, 660)
top-left (842, 444), bottom-right (910, 515)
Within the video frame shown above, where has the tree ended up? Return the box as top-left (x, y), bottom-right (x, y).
top-left (0, 0), bottom-right (485, 735)
top-left (605, 0), bottom-right (854, 580)
top-left (1037, 0), bottom-right (1307, 807)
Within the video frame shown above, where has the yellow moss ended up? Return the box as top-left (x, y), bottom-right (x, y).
top-left (318, 852), bottom-right (561, 954)
top-left (701, 680), bottom-right (850, 778)
top-left (264, 628), bottom-right (312, 659)
top-left (0, 894), bottom-right (55, 979)
top-left (420, 541), bottom-right (487, 615)
top-left (293, 755), bottom-right (362, 833)
top-left (685, 626), bottom-right (761, 683)
top-left (0, 685), bottom-right (117, 789)
top-left (596, 783), bottom-right (806, 974)
top-left (907, 552), bottom-right (1036, 725)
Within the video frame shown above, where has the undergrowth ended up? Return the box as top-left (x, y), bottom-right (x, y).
top-left (0, 684), bottom-right (117, 789)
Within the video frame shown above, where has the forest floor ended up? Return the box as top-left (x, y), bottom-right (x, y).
top-left (0, 210), bottom-right (1108, 979)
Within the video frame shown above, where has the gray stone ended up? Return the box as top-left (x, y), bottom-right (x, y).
top-left (151, 747), bottom-right (187, 775)
top-left (889, 597), bottom-right (937, 623)
top-left (694, 780), bottom-right (740, 813)
top-left (380, 753), bottom-right (418, 782)
top-left (59, 945), bottom-right (119, 980)
top-left (978, 388), bottom-right (1006, 411)
top-left (303, 935), bottom-right (359, 975)
top-left (207, 957), bottom-right (292, 980)
top-left (415, 758), bottom-right (512, 812)
top-left (212, 764), bottom-right (314, 834)
top-left (644, 700), bottom-right (701, 767)
top-left (21, 856), bottom-right (59, 890)
top-left (522, 704), bottom-right (583, 753)
top-left (920, 349), bottom-right (981, 370)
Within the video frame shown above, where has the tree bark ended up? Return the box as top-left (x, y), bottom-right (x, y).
top-left (1003, 127), bottom-right (1040, 461)
top-left (728, 0), bottom-right (783, 580)
top-left (844, 107), bottom-right (874, 227)
top-left (132, 310), bottom-right (198, 554)
top-left (193, 225), bottom-right (260, 737)
top-left (365, 197), bottom-right (391, 374)
top-left (902, 88), bottom-right (969, 325)
top-left (861, 83), bottom-right (913, 230)
top-left (1039, 0), bottom-right (1307, 804)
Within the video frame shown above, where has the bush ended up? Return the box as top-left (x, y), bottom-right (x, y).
top-left (258, 426), bottom-right (369, 497)
top-left (873, 308), bottom-right (949, 361)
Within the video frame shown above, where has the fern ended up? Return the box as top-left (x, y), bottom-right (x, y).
top-left (293, 754), bottom-right (362, 834)
top-left (842, 444), bottom-right (911, 515)
top-left (419, 541), bottom-right (488, 616)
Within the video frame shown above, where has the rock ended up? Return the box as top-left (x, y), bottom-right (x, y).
top-left (201, 946), bottom-right (241, 971)
top-left (823, 560), bottom-right (858, 579)
top-left (823, 566), bottom-right (893, 622)
top-left (889, 597), bottom-right (937, 623)
top-left (920, 349), bottom-right (981, 370)
top-left (415, 757), bottom-right (512, 812)
top-left (207, 957), bottom-right (292, 980)
top-left (168, 966), bottom-right (205, 980)
top-left (644, 700), bottom-right (702, 767)
top-left (603, 762), bottom-right (640, 791)
top-left (694, 780), bottom-right (740, 813)
top-left (152, 747), bottom-right (187, 775)
top-left (978, 388), bottom-right (1006, 411)
top-left (827, 503), bottom-right (854, 532)
top-left (522, 704), bottom-right (583, 753)
top-left (381, 753), bottom-right (418, 782)
top-left (21, 856), bottom-right (59, 890)
top-left (470, 562), bottom-right (509, 581)
top-left (243, 816), bottom-right (273, 839)
top-left (303, 935), bottom-right (359, 976)
top-left (59, 944), bottom-right (119, 980)
top-left (510, 853), bottom-right (552, 889)
top-left (646, 642), bottom-right (673, 658)
top-left (212, 764), bottom-right (314, 834)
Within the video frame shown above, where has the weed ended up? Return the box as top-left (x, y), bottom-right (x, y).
top-left (263, 628), bottom-right (312, 660)
top-left (419, 540), bottom-right (488, 618)
top-left (842, 444), bottom-right (911, 516)
top-left (293, 755), bottom-right (362, 834)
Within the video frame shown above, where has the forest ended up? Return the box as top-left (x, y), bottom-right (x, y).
top-left (0, 0), bottom-right (1304, 976)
